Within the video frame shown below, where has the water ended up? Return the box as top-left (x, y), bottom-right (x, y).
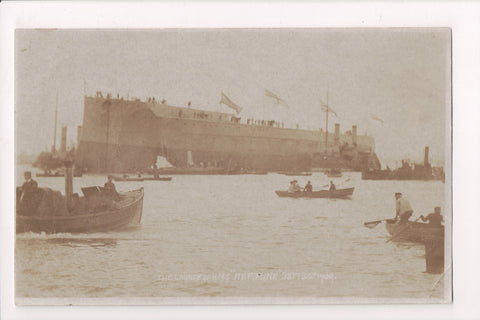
top-left (15, 168), bottom-right (448, 302)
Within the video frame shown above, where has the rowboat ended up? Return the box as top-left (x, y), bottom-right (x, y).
top-left (275, 187), bottom-right (354, 198)
top-left (325, 169), bottom-right (342, 178)
top-left (385, 219), bottom-right (444, 243)
top-left (143, 176), bottom-right (172, 181)
top-left (16, 188), bottom-right (144, 234)
top-left (282, 172), bottom-right (313, 176)
top-left (112, 176), bottom-right (144, 182)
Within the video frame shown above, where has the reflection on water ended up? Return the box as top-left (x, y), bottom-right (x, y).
top-left (15, 168), bottom-right (448, 301)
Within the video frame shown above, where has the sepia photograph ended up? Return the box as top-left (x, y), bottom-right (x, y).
top-left (12, 27), bottom-right (452, 305)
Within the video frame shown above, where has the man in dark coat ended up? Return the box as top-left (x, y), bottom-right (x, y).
top-left (17, 171), bottom-right (39, 216)
top-left (104, 175), bottom-right (120, 200)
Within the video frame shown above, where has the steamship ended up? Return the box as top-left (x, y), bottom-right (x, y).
top-left (75, 92), bottom-right (380, 173)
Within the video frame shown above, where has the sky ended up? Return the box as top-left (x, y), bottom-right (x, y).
top-left (15, 29), bottom-right (450, 166)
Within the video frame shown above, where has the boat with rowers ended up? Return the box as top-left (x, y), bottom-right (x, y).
top-left (275, 187), bottom-right (354, 199)
top-left (16, 162), bottom-right (144, 234)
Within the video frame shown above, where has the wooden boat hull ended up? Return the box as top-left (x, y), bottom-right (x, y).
top-left (275, 187), bottom-right (354, 198)
top-left (385, 219), bottom-right (444, 243)
top-left (16, 188), bottom-right (144, 234)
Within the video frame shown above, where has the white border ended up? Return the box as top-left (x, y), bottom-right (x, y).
top-left (1, 1), bottom-right (479, 319)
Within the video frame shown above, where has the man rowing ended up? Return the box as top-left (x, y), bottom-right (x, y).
top-left (420, 206), bottom-right (443, 227)
top-left (304, 181), bottom-right (312, 193)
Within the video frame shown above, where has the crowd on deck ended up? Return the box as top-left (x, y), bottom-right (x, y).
top-left (95, 91), bottom-right (301, 129)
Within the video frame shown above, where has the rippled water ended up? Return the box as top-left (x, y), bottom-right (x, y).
top-left (15, 168), bottom-right (449, 303)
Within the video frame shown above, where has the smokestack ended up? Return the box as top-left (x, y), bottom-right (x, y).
top-left (424, 146), bottom-right (429, 167)
top-left (352, 125), bottom-right (357, 145)
top-left (60, 126), bottom-right (67, 154)
top-left (334, 123), bottom-right (340, 144)
top-left (77, 126), bottom-right (83, 148)
top-left (64, 160), bottom-right (73, 210)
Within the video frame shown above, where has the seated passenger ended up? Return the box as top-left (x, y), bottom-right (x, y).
top-left (292, 180), bottom-right (301, 192)
top-left (288, 181), bottom-right (296, 193)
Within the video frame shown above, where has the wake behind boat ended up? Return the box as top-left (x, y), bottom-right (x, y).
top-left (275, 187), bottom-right (354, 199)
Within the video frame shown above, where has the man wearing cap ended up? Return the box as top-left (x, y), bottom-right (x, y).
top-left (395, 192), bottom-right (413, 224)
top-left (420, 207), bottom-right (443, 227)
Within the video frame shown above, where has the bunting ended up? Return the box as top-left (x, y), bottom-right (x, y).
top-left (219, 92), bottom-right (243, 114)
top-left (265, 89), bottom-right (288, 106)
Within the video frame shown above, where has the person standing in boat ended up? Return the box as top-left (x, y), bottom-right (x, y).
top-left (304, 181), bottom-right (313, 193)
top-left (104, 175), bottom-right (120, 200)
top-left (17, 171), bottom-right (39, 215)
top-left (420, 206), bottom-right (443, 227)
top-left (395, 192), bottom-right (413, 224)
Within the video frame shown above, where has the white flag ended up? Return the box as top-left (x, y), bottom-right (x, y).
top-left (219, 92), bottom-right (243, 114)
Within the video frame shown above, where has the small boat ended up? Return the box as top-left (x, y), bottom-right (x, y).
top-left (36, 172), bottom-right (64, 177)
top-left (143, 176), bottom-right (172, 181)
top-left (16, 187), bottom-right (144, 234)
top-left (148, 167), bottom-right (228, 175)
top-left (275, 187), bottom-right (354, 198)
top-left (325, 169), bottom-right (342, 178)
top-left (385, 219), bottom-right (444, 243)
top-left (112, 175), bottom-right (144, 182)
top-left (36, 169), bottom-right (83, 178)
top-left (282, 172), bottom-right (313, 176)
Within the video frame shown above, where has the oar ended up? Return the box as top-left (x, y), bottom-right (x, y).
top-left (364, 219), bottom-right (389, 229)
top-left (320, 178), bottom-right (351, 188)
top-left (386, 216), bottom-right (422, 243)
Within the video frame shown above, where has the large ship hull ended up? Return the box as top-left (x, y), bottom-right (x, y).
top-left (76, 95), bottom-right (378, 173)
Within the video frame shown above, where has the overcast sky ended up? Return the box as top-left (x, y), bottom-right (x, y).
top-left (15, 29), bottom-right (450, 166)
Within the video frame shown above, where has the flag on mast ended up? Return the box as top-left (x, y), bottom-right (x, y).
top-left (265, 89), bottom-right (288, 106)
top-left (321, 100), bottom-right (337, 117)
top-left (219, 92), bottom-right (243, 114)
top-left (370, 113), bottom-right (384, 124)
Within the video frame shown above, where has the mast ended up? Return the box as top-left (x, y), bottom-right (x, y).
top-left (324, 90), bottom-right (329, 155)
top-left (105, 103), bottom-right (110, 172)
top-left (52, 92), bottom-right (58, 154)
